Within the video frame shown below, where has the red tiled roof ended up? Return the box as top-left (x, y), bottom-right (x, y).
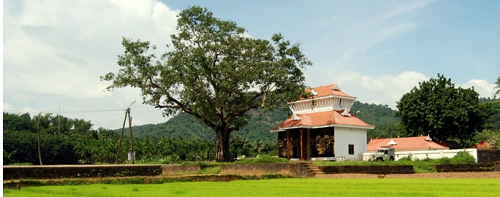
top-left (304, 84), bottom-right (355, 99)
top-left (367, 136), bottom-right (449, 151)
top-left (270, 110), bottom-right (375, 132)
top-left (472, 140), bottom-right (492, 149)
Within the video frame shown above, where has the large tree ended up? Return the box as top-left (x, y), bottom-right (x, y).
top-left (396, 74), bottom-right (490, 146)
top-left (101, 6), bottom-right (311, 161)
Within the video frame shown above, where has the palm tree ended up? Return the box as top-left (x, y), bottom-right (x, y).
top-left (495, 76), bottom-right (500, 99)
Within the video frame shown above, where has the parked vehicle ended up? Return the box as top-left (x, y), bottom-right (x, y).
top-left (369, 147), bottom-right (395, 161)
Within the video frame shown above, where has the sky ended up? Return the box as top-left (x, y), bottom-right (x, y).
top-left (3, 0), bottom-right (500, 130)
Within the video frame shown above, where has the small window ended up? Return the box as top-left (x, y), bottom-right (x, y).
top-left (348, 144), bottom-right (354, 155)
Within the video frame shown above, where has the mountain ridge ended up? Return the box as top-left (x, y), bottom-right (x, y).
top-left (119, 101), bottom-right (401, 143)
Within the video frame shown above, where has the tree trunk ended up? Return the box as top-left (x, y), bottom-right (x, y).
top-left (215, 129), bottom-right (232, 162)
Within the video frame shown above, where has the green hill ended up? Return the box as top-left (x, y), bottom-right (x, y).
top-left (351, 102), bottom-right (402, 138)
top-left (122, 101), bottom-right (403, 142)
top-left (126, 112), bottom-right (216, 140)
top-left (128, 99), bottom-right (500, 142)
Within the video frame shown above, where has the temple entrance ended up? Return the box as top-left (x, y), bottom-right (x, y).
top-left (278, 128), bottom-right (335, 160)
top-left (310, 128), bottom-right (335, 158)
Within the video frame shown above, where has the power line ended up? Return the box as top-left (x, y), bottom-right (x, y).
top-left (3, 109), bottom-right (126, 114)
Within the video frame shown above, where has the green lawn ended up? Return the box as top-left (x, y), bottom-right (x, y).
top-left (4, 178), bottom-right (500, 197)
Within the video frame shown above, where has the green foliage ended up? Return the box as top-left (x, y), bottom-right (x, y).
top-left (3, 112), bottom-right (36, 132)
top-left (351, 101), bottom-right (403, 138)
top-left (3, 130), bottom-right (78, 165)
top-left (314, 151), bottom-right (476, 173)
top-left (476, 129), bottom-right (500, 149)
top-left (253, 154), bottom-right (289, 164)
top-left (479, 98), bottom-right (500, 130)
top-left (3, 111), bottom-right (281, 165)
top-left (411, 161), bottom-right (437, 173)
top-left (101, 6), bottom-right (311, 161)
top-left (3, 112), bottom-right (94, 136)
top-left (234, 154), bottom-right (288, 164)
top-left (119, 108), bottom-right (287, 144)
top-left (396, 74), bottom-right (490, 146)
top-left (449, 151), bottom-right (476, 164)
top-left (197, 166), bottom-right (221, 174)
top-left (129, 112), bottom-right (216, 140)
top-left (3, 113), bottom-right (222, 165)
top-left (397, 153), bottom-right (413, 162)
top-left (122, 101), bottom-right (402, 142)
top-left (260, 174), bottom-right (292, 179)
top-left (476, 98), bottom-right (500, 149)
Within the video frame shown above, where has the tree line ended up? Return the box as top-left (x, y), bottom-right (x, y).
top-left (3, 112), bottom-right (276, 165)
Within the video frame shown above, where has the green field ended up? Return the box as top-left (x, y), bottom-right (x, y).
top-left (4, 178), bottom-right (500, 197)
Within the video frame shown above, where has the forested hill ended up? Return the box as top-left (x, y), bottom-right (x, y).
top-left (121, 101), bottom-right (401, 143)
top-left (351, 102), bottom-right (402, 138)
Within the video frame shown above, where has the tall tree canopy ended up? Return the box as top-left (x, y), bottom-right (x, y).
top-left (396, 74), bottom-right (490, 146)
top-left (101, 6), bottom-right (311, 161)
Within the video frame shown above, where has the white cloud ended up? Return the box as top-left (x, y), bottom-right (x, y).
top-left (4, 0), bottom-right (178, 97)
top-left (3, 0), bottom-right (179, 129)
top-left (462, 79), bottom-right (496, 99)
top-left (329, 71), bottom-right (428, 108)
top-left (3, 103), bottom-right (14, 111)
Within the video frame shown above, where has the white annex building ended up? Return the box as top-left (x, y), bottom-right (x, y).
top-left (271, 84), bottom-right (375, 161)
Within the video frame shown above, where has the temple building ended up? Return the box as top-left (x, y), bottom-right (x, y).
top-left (270, 84), bottom-right (375, 161)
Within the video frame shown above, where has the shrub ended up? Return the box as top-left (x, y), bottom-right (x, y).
top-left (435, 157), bottom-right (452, 165)
top-left (412, 161), bottom-right (436, 173)
top-left (260, 174), bottom-right (292, 179)
top-left (252, 155), bottom-right (288, 164)
top-left (197, 166), bottom-right (221, 174)
top-left (233, 154), bottom-right (287, 164)
top-left (450, 151), bottom-right (476, 164)
top-left (398, 154), bottom-right (413, 161)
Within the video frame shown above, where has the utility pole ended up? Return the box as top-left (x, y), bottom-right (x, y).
top-left (58, 106), bottom-right (61, 134)
top-left (115, 100), bottom-right (136, 164)
top-left (37, 113), bottom-right (43, 165)
top-left (128, 111), bottom-right (134, 164)
top-left (115, 109), bottom-right (128, 164)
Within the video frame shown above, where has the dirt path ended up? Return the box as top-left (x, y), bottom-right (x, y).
top-left (315, 172), bottom-right (500, 179)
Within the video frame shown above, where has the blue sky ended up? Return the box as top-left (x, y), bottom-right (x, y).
top-left (3, 0), bottom-right (500, 129)
top-left (163, 0), bottom-right (499, 83)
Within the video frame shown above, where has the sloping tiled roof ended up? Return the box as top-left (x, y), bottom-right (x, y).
top-left (367, 136), bottom-right (449, 151)
top-left (472, 140), bottom-right (492, 149)
top-left (304, 84), bottom-right (355, 99)
top-left (270, 110), bottom-right (375, 132)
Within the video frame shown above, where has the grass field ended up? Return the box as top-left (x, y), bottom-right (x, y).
top-left (4, 178), bottom-right (500, 197)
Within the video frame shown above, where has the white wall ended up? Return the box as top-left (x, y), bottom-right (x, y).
top-left (361, 149), bottom-right (478, 162)
top-left (334, 127), bottom-right (368, 161)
